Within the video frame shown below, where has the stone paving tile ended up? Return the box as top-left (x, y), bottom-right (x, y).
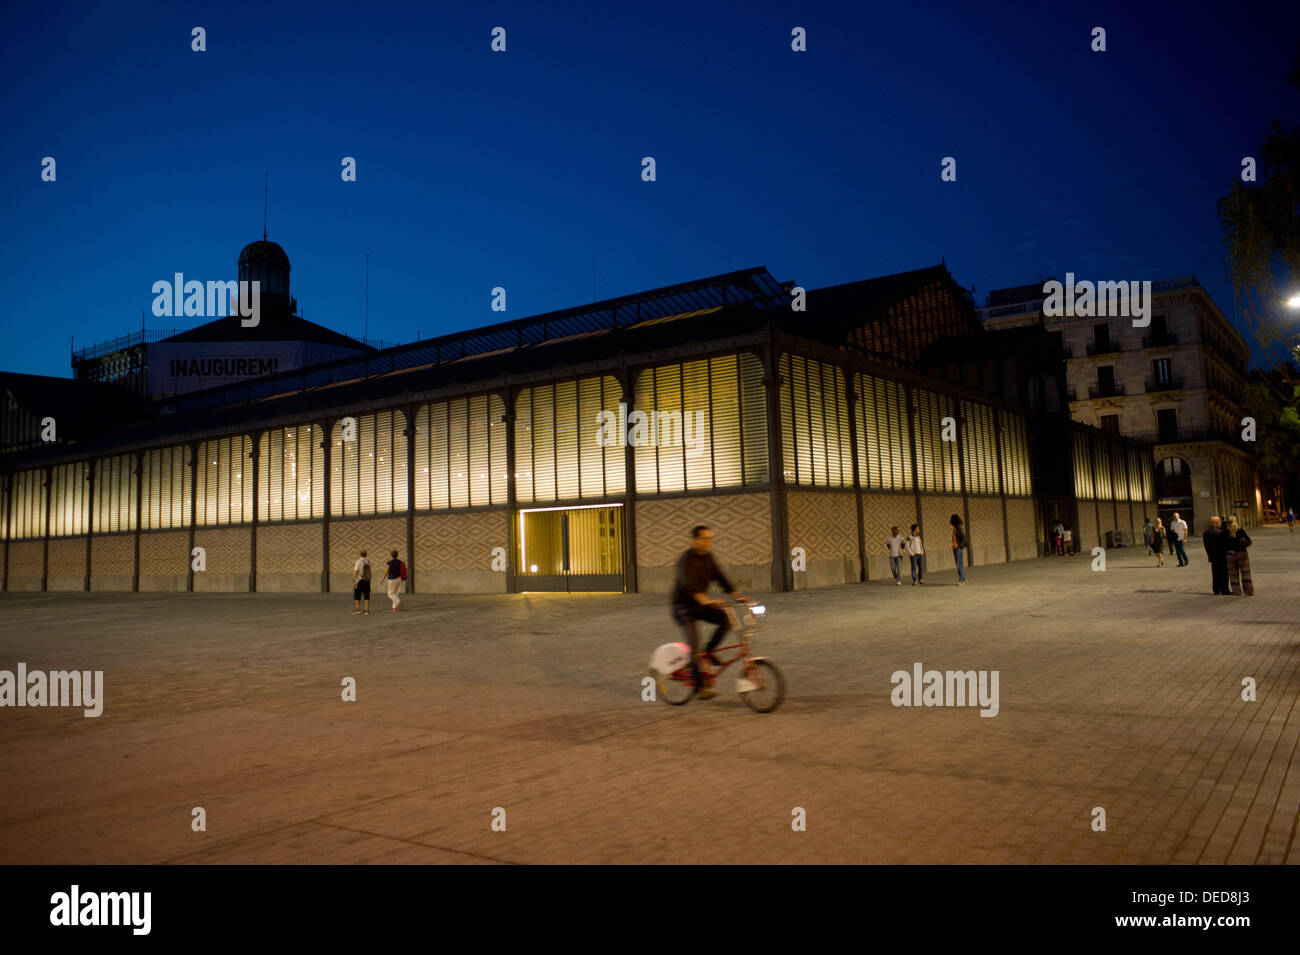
top-left (0, 527), bottom-right (1297, 864)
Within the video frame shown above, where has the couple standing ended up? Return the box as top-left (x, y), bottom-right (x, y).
top-left (352, 549), bottom-right (408, 613)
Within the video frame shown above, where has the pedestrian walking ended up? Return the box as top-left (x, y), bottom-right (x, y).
top-left (1287, 507), bottom-right (1295, 532)
top-left (1170, 512), bottom-right (1189, 567)
top-left (1062, 525), bottom-right (1073, 556)
top-left (886, 525), bottom-right (906, 586)
top-left (1052, 520), bottom-right (1065, 556)
top-left (385, 548), bottom-right (406, 611)
top-left (905, 524), bottom-right (926, 584)
top-left (1151, 519), bottom-right (1166, 567)
top-left (1203, 516), bottom-right (1230, 595)
top-left (352, 549), bottom-right (372, 615)
top-left (1167, 516), bottom-right (1178, 556)
top-left (950, 514), bottom-right (968, 585)
top-left (1225, 516), bottom-right (1254, 596)
top-left (1142, 516), bottom-right (1153, 555)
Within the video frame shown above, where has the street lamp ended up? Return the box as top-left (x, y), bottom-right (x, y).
top-left (1287, 294), bottom-right (1300, 309)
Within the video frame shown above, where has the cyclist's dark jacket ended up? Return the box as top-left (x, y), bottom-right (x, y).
top-left (671, 549), bottom-right (734, 608)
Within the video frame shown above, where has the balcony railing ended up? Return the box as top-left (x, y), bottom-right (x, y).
top-left (72, 329), bottom-right (178, 362)
top-left (1088, 383), bottom-right (1125, 398)
top-left (1086, 341), bottom-right (1124, 356)
top-left (1142, 333), bottom-right (1178, 348)
top-left (1145, 377), bottom-right (1184, 392)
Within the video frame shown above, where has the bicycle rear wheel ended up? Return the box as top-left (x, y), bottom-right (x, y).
top-left (740, 659), bottom-right (785, 713)
top-left (653, 668), bottom-right (696, 705)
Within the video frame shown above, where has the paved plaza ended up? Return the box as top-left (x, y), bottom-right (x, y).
top-left (1, 527), bottom-right (1298, 865)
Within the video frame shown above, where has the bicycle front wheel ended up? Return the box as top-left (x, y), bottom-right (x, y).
top-left (740, 659), bottom-right (785, 713)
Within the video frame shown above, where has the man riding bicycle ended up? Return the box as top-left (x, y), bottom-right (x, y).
top-left (672, 525), bottom-right (748, 700)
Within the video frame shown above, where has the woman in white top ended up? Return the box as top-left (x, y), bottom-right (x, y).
top-left (905, 524), bottom-right (925, 585)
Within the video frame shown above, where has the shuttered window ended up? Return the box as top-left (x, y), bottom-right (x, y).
top-left (1073, 431), bottom-right (1095, 499)
top-left (515, 376), bottom-right (624, 504)
top-left (50, 462), bottom-right (89, 536)
top-left (197, 435), bottom-right (254, 525)
top-left (415, 393), bottom-right (508, 509)
top-left (94, 454), bottom-right (137, 532)
top-left (960, 401), bottom-right (998, 495)
top-left (259, 425), bottom-right (324, 521)
top-left (143, 444), bottom-right (192, 529)
top-left (8, 468), bottom-right (46, 539)
top-left (778, 354), bottom-right (852, 488)
top-left (633, 354), bottom-right (763, 495)
top-left (998, 411), bottom-right (1032, 497)
top-left (854, 374), bottom-right (912, 491)
top-left (331, 411), bottom-right (408, 516)
top-left (914, 389), bottom-right (960, 492)
top-left (1093, 435), bottom-right (1112, 500)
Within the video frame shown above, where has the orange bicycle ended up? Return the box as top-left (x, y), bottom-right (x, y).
top-left (649, 600), bottom-right (785, 713)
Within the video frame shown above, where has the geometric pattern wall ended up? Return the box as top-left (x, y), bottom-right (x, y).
top-left (1076, 501), bottom-right (1099, 552)
top-left (967, 494), bottom-right (1007, 562)
top-left (7, 540), bottom-right (43, 579)
top-left (635, 493), bottom-right (771, 567)
top-left (256, 523), bottom-right (322, 575)
top-left (329, 516), bottom-right (405, 574)
top-left (47, 538), bottom-right (86, 579)
top-left (414, 511), bottom-right (508, 571)
top-left (788, 490), bottom-right (858, 561)
top-left (139, 530), bottom-right (188, 575)
top-left (193, 527), bottom-right (251, 575)
top-left (1006, 498), bottom-right (1038, 559)
top-left (90, 535), bottom-right (134, 576)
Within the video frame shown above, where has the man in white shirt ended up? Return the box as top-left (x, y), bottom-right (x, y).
top-left (905, 524), bottom-right (925, 585)
top-left (886, 526), bottom-right (907, 586)
top-left (1170, 513), bottom-right (1189, 567)
top-left (352, 550), bottom-right (372, 615)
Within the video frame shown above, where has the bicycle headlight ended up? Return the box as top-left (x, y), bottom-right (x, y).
top-left (750, 604), bottom-right (766, 616)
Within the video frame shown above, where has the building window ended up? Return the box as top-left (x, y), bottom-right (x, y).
top-left (416, 394), bottom-right (508, 509)
top-left (914, 388), bottom-right (961, 492)
top-left (259, 425), bottom-right (324, 521)
top-left (636, 353), bottom-right (766, 495)
top-left (197, 435), bottom-right (254, 525)
top-left (1157, 409), bottom-right (1179, 443)
top-left (7, 468), bottom-right (46, 539)
top-left (516, 375), bottom-right (625, 504)
top-left (94, 454), bottom-right (137, 533)
top-left (999, 410), bottom-right (1032, 497)
top-left (143, 444), bottom-right (192, 529)
top-left (50, 462), bottom-right (89, 537)
top-left (1094, 323), bottom-right (1111, 352)
top-left (960, 400), bottom-right (998, 494)
top-left (780, 354), bottom-right (852, 488)
top-left (1099, 414), bottom-right (1119, 433)
top-left (856, 374), bottom-right (913, 491)
top-left (1152, 358), bottom-right (1172, 385)
top-left (1072, 431), bottom-right (1095, 499)
top-left (330, 411), bottom-right (408, 516)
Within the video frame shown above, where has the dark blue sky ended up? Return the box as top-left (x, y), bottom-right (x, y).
top-left (3, 0), bottom-right (1297, 377)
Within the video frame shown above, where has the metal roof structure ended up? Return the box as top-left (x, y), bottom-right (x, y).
top-left (156, 266), bottom-right (791, 416)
